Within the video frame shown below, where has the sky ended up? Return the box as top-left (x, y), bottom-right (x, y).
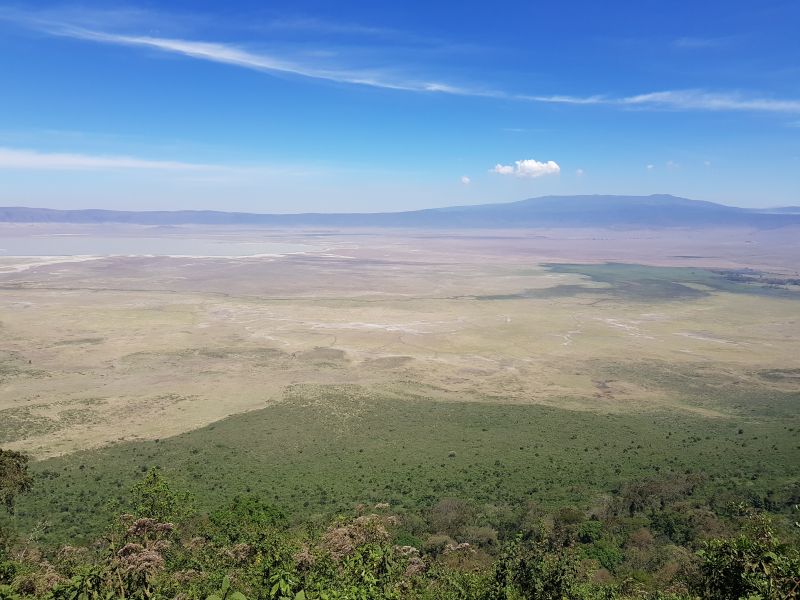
top-left (0, 0), bottom-right (798, 212)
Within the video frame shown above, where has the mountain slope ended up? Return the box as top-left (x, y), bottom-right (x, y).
top-left (1, 195), bottom-right (798, 228)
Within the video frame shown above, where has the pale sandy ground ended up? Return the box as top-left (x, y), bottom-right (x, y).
top-left (1, 224), bottom-right (798, 458)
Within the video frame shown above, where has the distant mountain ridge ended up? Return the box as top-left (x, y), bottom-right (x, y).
top-left (1, 195), bottom-right (799, 228)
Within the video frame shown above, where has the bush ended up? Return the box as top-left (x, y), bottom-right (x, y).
top-left (695, 513), bottom-right (800, 600)
top-left (583, 539), bottom-right (624, 573)
top-left (578, 521), bottom-right (604, 544)
top-left (486, 536), bottom-right (579, 600)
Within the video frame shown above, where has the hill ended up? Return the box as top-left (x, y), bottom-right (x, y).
top-left (2, 194), bottom-right (799, 228)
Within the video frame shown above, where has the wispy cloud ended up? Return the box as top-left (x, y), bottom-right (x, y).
top-left (58, 27), bottom-right (465, 93)
top-left (617, 90), bottom-right (800, 113)
top-left (4, 8), bottom-right (800, 114)
top-left (0, 147), bottom-right (347, 180)
top-left (672, 36), bottom-right (731, 49)
top-left (0, 8), bottom-right (485, 96)
top-left (62, 27), bottom-right (800, 113)
top-left (0, 147), bottom-right (221, 170)
top-left (519, 94), bottom-right (607, 105)
top-left (491, 159), bottom-right (560, 178)
top-left (522, 90), bottom-right (800, 113)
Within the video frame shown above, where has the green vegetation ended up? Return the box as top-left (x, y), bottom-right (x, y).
top-left (591, 360), bottom-right (800, 419)
top-left (0, 467), bottom-right (798, 599)
top-left (0, 450), bottom-right (32, 514)
top-left (4, 384), bottom-right (798, 548)
top-left (481, 263), bottom-right (800, 301)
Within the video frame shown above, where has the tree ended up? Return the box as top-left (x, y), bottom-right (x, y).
top-left (0, 449), bottom-right (33, 514)
top-left (696, 512), bottom-right (800, 600)
top-left (486, 535), bottom-right (578, 600)
top-left (129, 467), bottom-right (194, 522)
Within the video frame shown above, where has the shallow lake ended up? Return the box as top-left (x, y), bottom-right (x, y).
top-left (0, 235), bottom-right (314, 257)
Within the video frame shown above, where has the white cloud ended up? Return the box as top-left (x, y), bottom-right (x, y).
top-left (460, 176), bottom-right (471, 185)
top-left (704, 160), bottom-right (712, 167)
top-left (4, 9), bottom-right (800, 114)
top-left (646, 164), bottom-right (655, 170)
top-left (0, 147), bottom-right (357, 181)
top-left (0, 147), bottom-right (216, 170)
top-left (492, 164), bottom-right (514, 175)
top-left (518, 94), bottom-right (606, 105)
top-left (575, 168), bottom-right (584, 177)
top-left (618, 90), bottom-right (800, 113)
top-left (491, 159), bottom-right (560, 178)
top-left (12, 19), bottom-right (483, 97)
top-left (666, 160), bottom-right (680, 170)
top-left (520, 90), bottom-right (800, 113)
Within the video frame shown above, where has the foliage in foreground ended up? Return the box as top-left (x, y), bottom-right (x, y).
top-left (0, 451), bottom-right (32, 515)
top-left (0, 468), bottom-right (798, 600)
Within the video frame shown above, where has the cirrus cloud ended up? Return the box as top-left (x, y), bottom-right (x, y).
top-left (0, 147), bottom-right (212, 170)
top-left (3, 8), bottom-right (800, 114)
top-left (491, 159), bottom-right (560, 178)
top-left (0, 147), bottom-right (317, 179)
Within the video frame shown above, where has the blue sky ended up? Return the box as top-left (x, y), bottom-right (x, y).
top-left (0, 0), bottom-right (798, 212)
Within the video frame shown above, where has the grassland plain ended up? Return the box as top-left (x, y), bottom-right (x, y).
top-left (1, 226), bottom-right (799, 545)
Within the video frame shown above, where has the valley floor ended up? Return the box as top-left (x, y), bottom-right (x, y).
top-left (0, 225), bottom-right (798, 544)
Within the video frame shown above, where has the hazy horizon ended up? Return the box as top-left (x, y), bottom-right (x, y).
top-left (2, 192), bottom-right (799, 215)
